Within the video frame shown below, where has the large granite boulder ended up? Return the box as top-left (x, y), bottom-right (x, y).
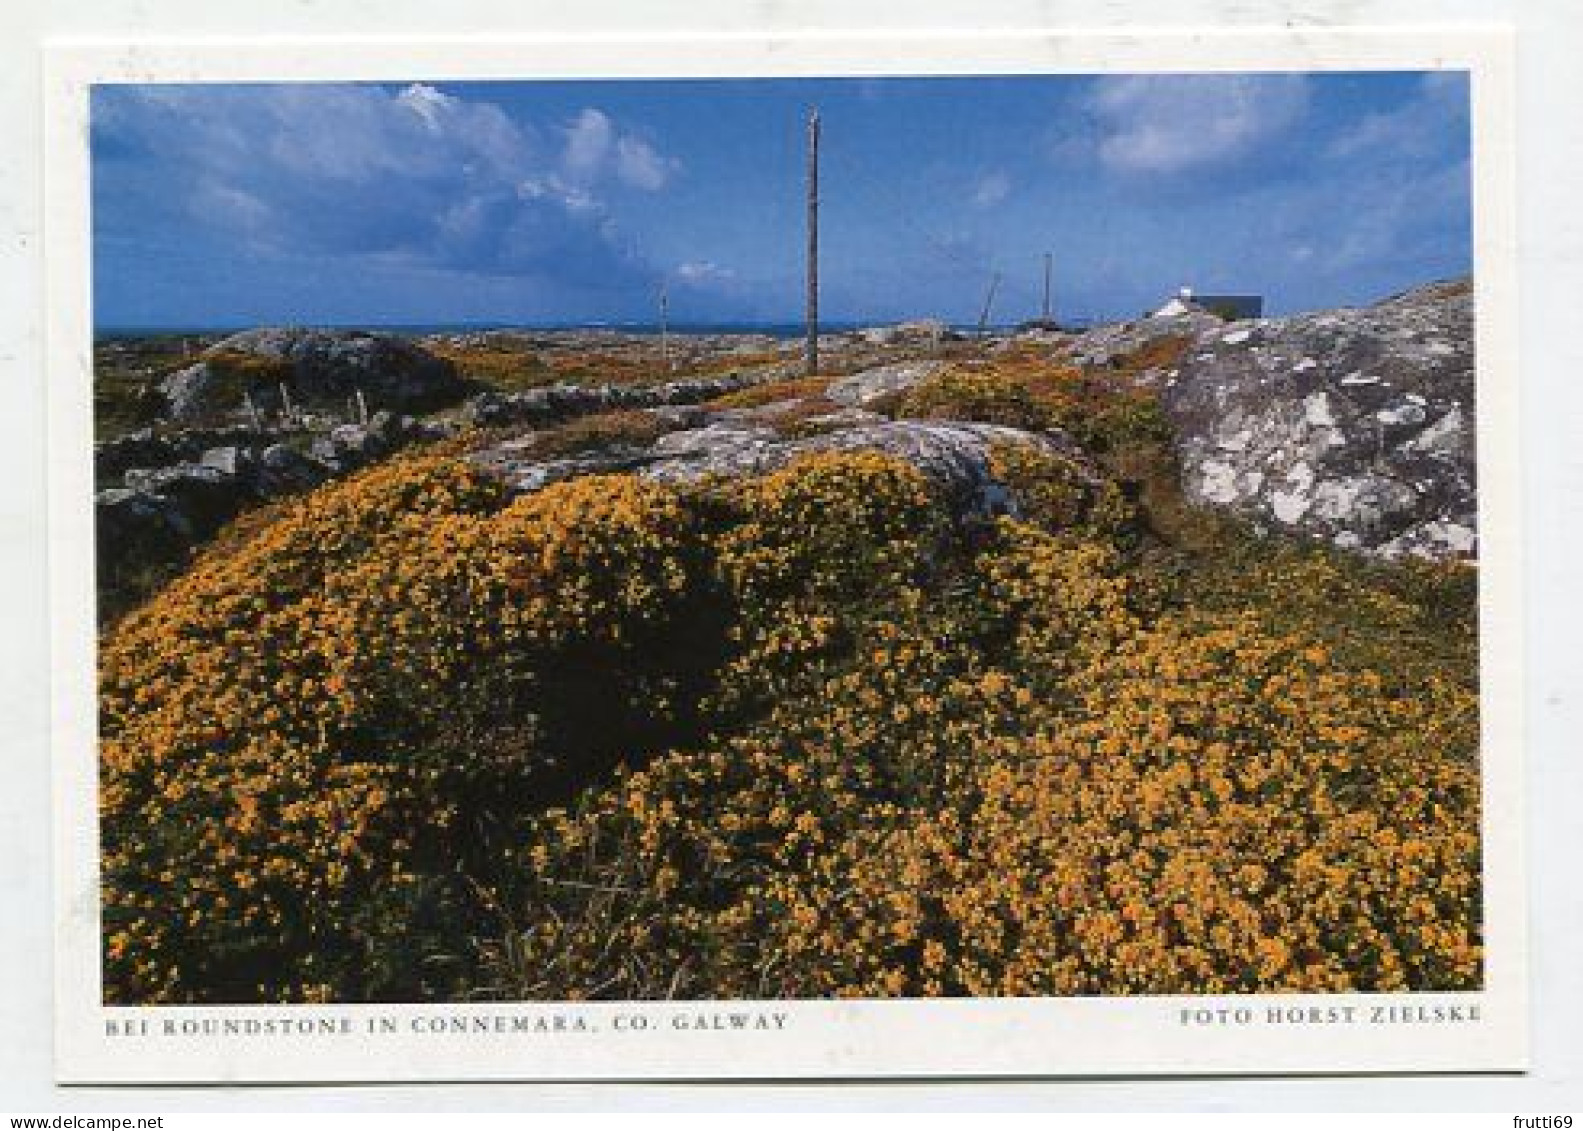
top-left (458, 372), bottom-right (761, 429)
top-left (1161, 278), bottom-right (1475, 560)
top-left (160, 328), bottom-right (464, 423)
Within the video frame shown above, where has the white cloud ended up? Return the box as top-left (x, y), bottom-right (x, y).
top-left (246, 83), bottom-right (538, 187)
top-left (517, 175), bottom-right (601, 215)
top-left (972, 171), bottom-right (1010, 208)
top-left (93, 83), bottom-right (676, 286)
top-left (675, 260), bottom-right (736, 285)
top-left (563, 108), bottom-right (615, 178)
top-left (1327, 71), bottom-right (1469, 164)
top-left (396, 82), bottom-right (457, 132)
top-left (560, 107), bottom-right (677, 191)
top-left (1087, 74), bottom-right (1311, 176)
top-left (615, 135), bottom-right (673, 190)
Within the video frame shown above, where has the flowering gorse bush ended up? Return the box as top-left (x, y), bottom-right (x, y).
top-left (497, 510), bottom-right (1479, 999)
top-left (898, 368), bottom-right (1052, 431)
top-left (101, 436), bottom-right (1481, 1003)
top-left (101, 453), bottom-right (723, 1001)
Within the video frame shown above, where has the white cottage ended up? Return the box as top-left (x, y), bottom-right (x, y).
top-left (1151, 286), bottom-right (1264, 321)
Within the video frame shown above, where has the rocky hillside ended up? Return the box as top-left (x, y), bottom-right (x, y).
top-left (92, 279), bottom-right (1478, 619)
top-left (459, 279), bottom-right (1476, 559)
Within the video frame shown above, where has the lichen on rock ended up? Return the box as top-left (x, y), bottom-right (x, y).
top-left (1162, 278), bottom-right (1475, 560)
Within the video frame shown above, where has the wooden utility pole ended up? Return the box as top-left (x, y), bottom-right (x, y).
top-left (1041, 252), bottom-right (1053, 322)
top-left (977, 271), bottom-right (1002, 337)
top-left (805, 108), bottom-right (820, 377)
top-left (658, 281), bottom-right (670, 370)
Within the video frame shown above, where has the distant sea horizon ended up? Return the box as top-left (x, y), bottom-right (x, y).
top-left (94, 317), bottom-right (1102, 341)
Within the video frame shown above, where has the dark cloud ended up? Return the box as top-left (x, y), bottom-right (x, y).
top-left (92, 82), bottom-right (673, 293)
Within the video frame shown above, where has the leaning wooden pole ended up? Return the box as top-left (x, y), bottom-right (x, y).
top-left (977, 271), bottom-right (1002, 337)
top-left (805, 108), bottom-right (820, 377)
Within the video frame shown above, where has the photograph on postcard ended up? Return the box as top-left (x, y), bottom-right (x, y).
top-left (88, 68), bottom-right (1484, 1007)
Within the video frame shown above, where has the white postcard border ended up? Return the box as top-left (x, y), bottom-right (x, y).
top-left (45, 26), bottom-right (1525, 1083)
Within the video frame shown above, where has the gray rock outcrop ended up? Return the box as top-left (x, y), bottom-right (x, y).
top-left (1161, 278), bottom-right (1475, 559)
top-left (95, 412), bottom-right (451, 607)
top-left (473, 417), bottom-right (1095, 521)
top-left (459, 373), bottom-right (763, 429)
top-left (825, 361), bottom-right (950, 408)
top-left (97, 369), bottom-right (785, 600)
top-left (96, 425), bottom-right (284, 486)
top-left (161, 328), bottom-right (464, 423)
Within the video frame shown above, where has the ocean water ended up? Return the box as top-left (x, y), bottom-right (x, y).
top-left (93, 319), bottom-right (1041, 341)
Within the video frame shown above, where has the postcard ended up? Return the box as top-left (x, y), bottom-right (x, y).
top-left (45, 25), bottom-right (1524, 1082)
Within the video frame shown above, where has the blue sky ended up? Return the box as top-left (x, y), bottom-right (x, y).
top-left (91, 71), bottom-right (1471, 329)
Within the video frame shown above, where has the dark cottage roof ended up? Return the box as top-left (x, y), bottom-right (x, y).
top-left (1193, 294), bottom-right (1264, 320)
